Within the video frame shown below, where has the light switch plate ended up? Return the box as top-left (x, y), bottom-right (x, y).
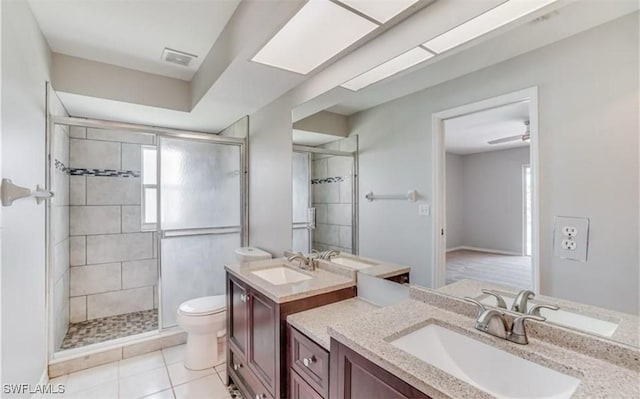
top-left (418, 203), bottom-right (430, 216)
top-left (553, 216), bottom-right (589, 262)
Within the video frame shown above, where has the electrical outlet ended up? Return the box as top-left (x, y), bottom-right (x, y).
top-left (554, 216), bottom-right (589, 262)
top-left (418, 203), bottom-right (430, 216)
top-left (562, 226), bottom-right (578, 238)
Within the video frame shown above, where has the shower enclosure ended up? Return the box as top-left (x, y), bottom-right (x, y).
top-left (291, 136), bottom-right (358, 254)
top-left (47, 117), bottom-right (246, 356)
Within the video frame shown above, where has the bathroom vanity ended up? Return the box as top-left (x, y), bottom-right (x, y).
top-left (225, 259), bottom-right (357, 399)
top-left (286, 284), bottom-right (639, 398)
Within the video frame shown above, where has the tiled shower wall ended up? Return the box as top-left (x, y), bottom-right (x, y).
top-left (68, 127), bottom-right (158, 323)
top-left (311, 136), bottom-right (357, 253)
top-left (52, 124), bottom-right (70, 349)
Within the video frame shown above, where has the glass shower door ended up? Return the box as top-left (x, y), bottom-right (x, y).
top-left (292, 151), bottom-right (311, 253)
top-left (158, 136), bottom-right (243, 328)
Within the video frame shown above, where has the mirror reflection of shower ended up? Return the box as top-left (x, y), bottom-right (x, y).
top-left (291, 133), bottom-right (358, 255)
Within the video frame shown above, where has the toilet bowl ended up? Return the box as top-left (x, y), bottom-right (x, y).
top-left (176, 295), bottom-right (226, 370)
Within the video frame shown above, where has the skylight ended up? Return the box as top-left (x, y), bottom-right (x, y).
top-left (251, 0), bottom-right (378, 75)
top-left (423, 0), bottom-right (557, 53)
top-left (341, 47), bottom-right (433, 91)
top-left (336, 0), bottom-right (421, 24)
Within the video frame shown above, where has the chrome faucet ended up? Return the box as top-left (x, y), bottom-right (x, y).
top-left (465, 298), bottom-right (545, 345)
top-left (316, 250), bottom-right (339, 260)
top-left (509, 314), bottom-right (545, 344)
top-left (511, 289), bottom-right (535, 313)
top-left (287, 253), bottom-right (315, 271)
top-left (481, 289), bottom-right (507, 309)
top-left (528, 303), bottom-right (560, 316)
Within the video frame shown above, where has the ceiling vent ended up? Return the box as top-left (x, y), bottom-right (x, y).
top-left (161, 48), bottom-right (197, 67)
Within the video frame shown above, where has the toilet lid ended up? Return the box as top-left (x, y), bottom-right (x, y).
top-left (179, 295), bottom-right (226, 316)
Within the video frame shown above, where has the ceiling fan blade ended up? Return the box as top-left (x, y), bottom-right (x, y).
top-left (487, 135), bottom-right (522, 145)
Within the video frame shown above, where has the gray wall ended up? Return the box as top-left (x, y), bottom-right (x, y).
top-left (349, 14), bottom-right (639, 314)
top-left (447, 147), bottom-right (530, 254)
top-left (249, 97), bottom-right (292, 256)
top-left (445, 153), bottom-right (464, 249)
top-left (1, 0), bottom-right (52, 389)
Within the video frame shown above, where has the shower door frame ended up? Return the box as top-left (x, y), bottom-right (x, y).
top-left (48, 115), bottom-right (248, 356)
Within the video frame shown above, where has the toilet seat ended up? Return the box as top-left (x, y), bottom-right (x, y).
top-left (178, 295), bottom-right (225, 316)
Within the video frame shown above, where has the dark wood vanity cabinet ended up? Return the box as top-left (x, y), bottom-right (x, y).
top-left (385, 272), bottom-right (410, 284)
top-left (226, 272), bottom-right (356, 399)
top-left (330, 339), bottom-right (432, 399)
top-left (288, 326), bottom-right (330, 399)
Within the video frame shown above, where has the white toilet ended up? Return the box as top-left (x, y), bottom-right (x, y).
top-left (176, 295), bottom-right (227, 370)
top-left (177, 247), bottom-right (272, 370)
top-left (235, 246), bottom-right (272, 262)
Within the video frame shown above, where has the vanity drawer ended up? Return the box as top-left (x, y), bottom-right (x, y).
top-left (229, 347), bottom-right (274, 399)
top-left (289, 326), bottom-right (330, 398)
top-left (290, 369), bottom-right (324, 399)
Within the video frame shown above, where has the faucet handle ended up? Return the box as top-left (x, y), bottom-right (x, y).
top-left (481, 289), bottom-right (507, 309)
top-left (511, 289), bottom-right (535, 313)
top-left (528, 304), bottom-right (559, 316)
top-left (463, 297), bottom-right (487, 319)
top-left (509, 314), bottom-right (545, 344)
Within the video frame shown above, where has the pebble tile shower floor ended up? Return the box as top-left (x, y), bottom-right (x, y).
top-left (61, 309), bottom-right (158, 350)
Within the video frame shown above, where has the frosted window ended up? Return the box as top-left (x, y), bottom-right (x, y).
top-left (141, 146), bottom-right (158, 228)
top-left (144, 188), bottom-right (157, 224)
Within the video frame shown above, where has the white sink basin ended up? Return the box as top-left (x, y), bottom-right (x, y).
top-left (251, 266), bottom-right (313, 285)
top-left (391, 324), bottom-right (580, 398)
top-left (330, 257), bottom-right (376, 270)
top-left (479, 295), bottom-right (619, 337)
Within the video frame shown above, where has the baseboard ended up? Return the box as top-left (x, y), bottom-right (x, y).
top-left (447, 246), bottom-right (523, 257)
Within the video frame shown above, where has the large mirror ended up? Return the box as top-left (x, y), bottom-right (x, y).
top-left (289, 7), bottom-right (639, 348)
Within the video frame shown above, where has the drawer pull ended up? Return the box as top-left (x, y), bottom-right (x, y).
top-left (255, 395), bottom-right (266, 399)
top-left (233, 363), bottom-right (243, 371)
top-left (302, 356), bottom-right (316, 367)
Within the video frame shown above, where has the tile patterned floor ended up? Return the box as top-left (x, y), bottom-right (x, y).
top-left (61, 309), bottom-right (158, 350)
top-left (42, 344), bottom-right (242, 399)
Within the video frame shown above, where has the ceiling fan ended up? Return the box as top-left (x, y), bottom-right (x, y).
top-left (487, 120), bottom-right (530, 145)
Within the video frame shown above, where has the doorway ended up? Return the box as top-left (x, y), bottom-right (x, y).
top-left (432, 88), bottom-right (539, 291)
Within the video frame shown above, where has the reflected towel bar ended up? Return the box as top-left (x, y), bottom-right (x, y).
top-left (365, 190), bottom-right (418, 202)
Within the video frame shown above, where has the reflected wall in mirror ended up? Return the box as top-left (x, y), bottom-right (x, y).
top-left (290, 10), bottom-right (638, 347)
top-left (291, 125), bottom-right (358, 255)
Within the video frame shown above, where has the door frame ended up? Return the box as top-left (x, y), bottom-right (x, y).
top-left (431, 87), bottom-right (540, 291)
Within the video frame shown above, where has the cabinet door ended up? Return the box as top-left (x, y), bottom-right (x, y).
top-left (228, 275), bottom-right (248, 356)
top-left (290, 370), bottom-right (324, 399)
top-left (330, 340), bottom-right (431, 399)
top-left (248, 288), bottom-right (277, 396)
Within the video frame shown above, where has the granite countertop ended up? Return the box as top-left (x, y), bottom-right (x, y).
top-left (321, 254), bottom-right (410, 279)
top-left (328, 299), bottom-right (640, 398)
top-left (438, 279), bottom-right (640, 347)
top-left (225, 258), bottom-right (356, 304)
top-left (287, 297), bottom-right (379, 350)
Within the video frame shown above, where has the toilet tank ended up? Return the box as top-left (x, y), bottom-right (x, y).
top-left (235, 246), bottom-right (272, 262)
